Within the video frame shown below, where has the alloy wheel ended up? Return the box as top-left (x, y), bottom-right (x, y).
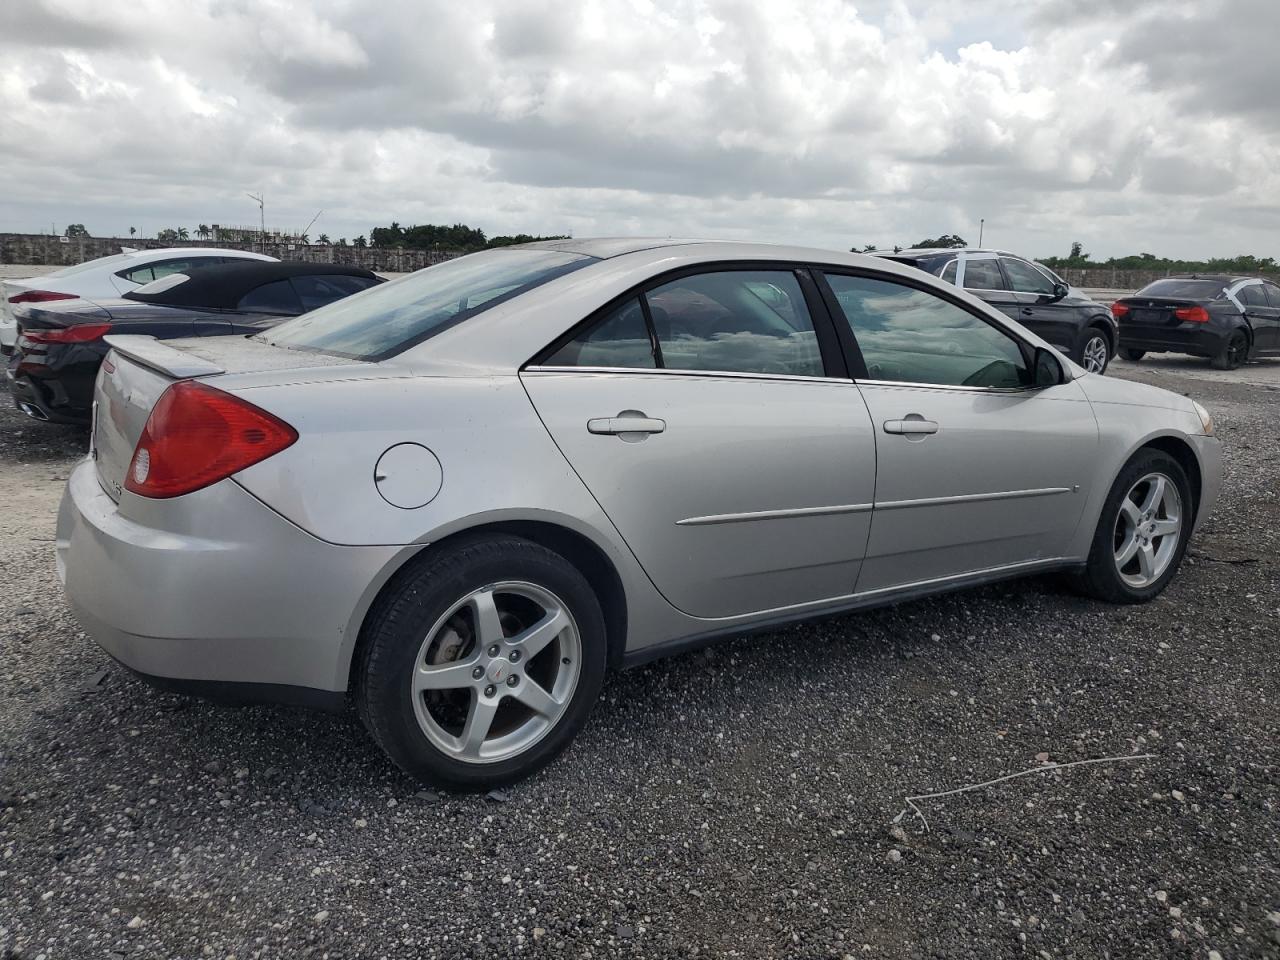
top-left (411, 581), bottom-right (581, 763)
top-left (1112, 472), bottom-right (1182, 588)
top-left (1082, 335), bottom-right (1109, 373)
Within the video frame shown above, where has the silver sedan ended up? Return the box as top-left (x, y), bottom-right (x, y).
top-left (57, 239), bottom-right (1222, 787)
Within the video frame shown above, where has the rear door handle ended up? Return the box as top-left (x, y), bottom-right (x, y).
top-left (883, 417), bottom-right (938, 436)
top-left (588, 413), bottom-right (666, 436)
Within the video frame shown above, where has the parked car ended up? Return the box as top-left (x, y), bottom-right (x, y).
top-left (58, 239), bottom-right (1221, 788)
top-left (1, 247), bottom-right (276, 356)
top-left (7, 262), bottom-right (380, 424)
top-left (1111, 275), bottom-right (1280, 370)
top-left (875, 248), bottom-right (1118, 373)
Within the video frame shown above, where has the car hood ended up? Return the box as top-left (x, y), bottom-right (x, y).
top-left (1075, 372), bottom-right (1197, 414)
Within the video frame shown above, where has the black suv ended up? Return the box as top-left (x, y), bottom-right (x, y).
top-left (875, 248), bottom-right (1117, 373)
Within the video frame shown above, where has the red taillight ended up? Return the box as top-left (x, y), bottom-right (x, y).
top-left (8, 290), bottom-right (77, 304)
top-left (21, 322), bottom-right (112, 344)
top-left (1110, 302), bottom-right (1130, 318)
top-left (124, 381), bottom-right (298, 499)
top-left (1174, 305), bottom-right (1210, 323)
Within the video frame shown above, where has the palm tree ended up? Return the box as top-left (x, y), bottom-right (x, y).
top-left (353, 235), bottom-right (367, 248)
top-left (299, 234), bottom-right (310, 245)
top-left (129, 226), bottom-right (136, 240)
top-left (176, 226), bottom-right (190, 241)
top-left (318, 233), bottom-right (331, 245)
top-left (197, 224), bottom-right (210, 241)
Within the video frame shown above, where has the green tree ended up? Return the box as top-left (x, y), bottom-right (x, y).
top-left (911, 234), bottom-right (966, 249)
top-left (353, 235), bottom-right (367, 248)
top-left (64, 223), bottom-right (90, 238)
top-left (156, 228), bottom-right (179, 243)
top-left (318, 233), bottom-right (331, 245)
top-left (175, 226), bottom-right (190, 241)
top-left (197, 224), bottom-right (210, 241)
top-left (128, 226), bottom-right (136, 240)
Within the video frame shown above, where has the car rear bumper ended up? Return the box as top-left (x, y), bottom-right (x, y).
top-left (56, 459), bottom-right (415, 698)
top-left (1118, 323), bottom-right (1226, 358)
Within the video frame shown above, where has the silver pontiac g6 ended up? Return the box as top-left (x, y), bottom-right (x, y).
top-left (57, 240), bottom-right (1222, 787)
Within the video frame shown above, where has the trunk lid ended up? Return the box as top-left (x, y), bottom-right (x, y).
top-left (1116, 296), bottom-right (1203, 326)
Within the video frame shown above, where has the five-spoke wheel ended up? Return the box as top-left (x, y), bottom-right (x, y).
top-left (357, 535), bottom-right (606, 789)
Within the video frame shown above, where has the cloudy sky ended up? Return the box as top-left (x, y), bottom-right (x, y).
top-left (1, 0), bottom-right (1277, 259)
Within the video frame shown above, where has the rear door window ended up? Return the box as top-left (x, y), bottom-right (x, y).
top-left (1265, 283), bottom-right (1280, 309)
top-left (962, 259), bottom-right (1006, 291)
top-left (646, 270), bottom-right (824, 376)
top-left (546, 298), bottom-right (656, 368)
top-left (1239, 283), bottom-right (1268, 309)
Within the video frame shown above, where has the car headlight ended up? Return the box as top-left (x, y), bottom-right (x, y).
top-left (1192, 400), bottom-right (1214, 436)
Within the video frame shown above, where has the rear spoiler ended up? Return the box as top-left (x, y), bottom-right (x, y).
top-left (102, 335), bottom-right (225, 379)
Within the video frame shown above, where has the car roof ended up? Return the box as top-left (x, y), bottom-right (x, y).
top-left (515, 237), bottom-right (704, 259)
top-left (879, 247), bottom-right (1019, 259)
top-left (123, 261), bottom-right (378, 309)
top-left (121, 247), bottom-right (276, 263)
top-left (1157, 274), bottom-right (1258, 285)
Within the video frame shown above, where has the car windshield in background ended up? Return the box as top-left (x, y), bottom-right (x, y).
top-left (262, 249), bottom-right (593, 361)
top-left (1137, 279), bottom-right (1227, 299)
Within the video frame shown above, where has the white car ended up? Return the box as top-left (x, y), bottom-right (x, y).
top-left (1, 248), bottom-right (276, 354)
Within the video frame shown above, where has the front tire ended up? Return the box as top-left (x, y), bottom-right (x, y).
top-left (1211, 329), bottom-right (1249, 370)
top-left (1074, 450), bottom-right (1192, 604)
top-left (356, 535), bottom-right (607, 789)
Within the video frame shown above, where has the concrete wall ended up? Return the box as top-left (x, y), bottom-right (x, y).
top-left (0, 233), bottom-right (462, 273)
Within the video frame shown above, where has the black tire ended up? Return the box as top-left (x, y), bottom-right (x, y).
top-left (1073, 450), bottom-right (1192, 604)
top-left (355, 535), bottom-right (608, 789)
top-left (1122, 348), bottom-right (1145, 362)
top-left (1211, 329), bottom-right (1249, 370)
top-left (1075, 326), bottom-right (1112, 373)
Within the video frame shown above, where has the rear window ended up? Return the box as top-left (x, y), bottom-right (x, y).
top-left (1136, 279), bottom-right (1226, 299)
top-left (262, 249), bottom-right (592, 361)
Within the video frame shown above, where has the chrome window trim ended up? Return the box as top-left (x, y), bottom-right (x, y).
top-left (854, 378), bottom-right (1037, 395)
top-left (523, 365), bottom-right (850, 385)
top-left (676, 502), bottom-right (874, 527)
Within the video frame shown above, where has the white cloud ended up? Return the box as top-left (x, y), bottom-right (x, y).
top-left (0, 0), bottom-right (1276, 258)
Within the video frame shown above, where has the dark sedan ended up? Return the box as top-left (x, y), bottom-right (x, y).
top-left (875, 248), bottom-right (1118, 373)
top-left (7, 262), bottom-right (381, 424)
top-left (1112, 275), bottom-right (1280, 370)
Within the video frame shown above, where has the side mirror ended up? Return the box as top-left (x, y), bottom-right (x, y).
top-left (1049, 282), bottom-right (1069, 303)
top-left (1033, 347), bottom-right (1063, 387)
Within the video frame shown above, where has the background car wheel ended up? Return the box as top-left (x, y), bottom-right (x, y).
top-left (1074, 450), bottom-right (1192, 604)
top-left (1211, 330), bottom-right (1249, 370)
top-left (356, 535), bottom-right (607, 789)
top-left (1077, 328), bottom-right (1111, 373)
top-left (1122, 348), bottom-right (1145, 362)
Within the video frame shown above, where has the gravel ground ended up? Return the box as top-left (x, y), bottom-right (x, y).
top-left (1, 361), bottom-right (1278, 960)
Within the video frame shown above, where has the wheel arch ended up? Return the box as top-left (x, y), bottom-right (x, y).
top-left (1137, 434), bottom-right (1202, 524)
top-left (1086, 316), bottom-right (1116, 352)
top-left (344, 516), bottom-right (631, 694)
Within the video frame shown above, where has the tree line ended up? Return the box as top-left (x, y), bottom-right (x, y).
top-left (367, 222), bottom-right (568, 251)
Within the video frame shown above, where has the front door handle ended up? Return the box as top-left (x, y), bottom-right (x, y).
top-left (1021, 307), bottom-right (1034, 316)
top-left (588, 410), bottom-right (666, 438)
top-left (883, 417), bottom-right (938, 436)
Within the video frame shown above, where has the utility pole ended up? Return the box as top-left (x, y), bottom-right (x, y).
top-left (979, 218), bottom-right (985, 247)
top-left (247, 192), bottom-right (265, 254)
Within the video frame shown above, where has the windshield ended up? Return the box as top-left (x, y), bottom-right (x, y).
top-left (261, 249), bottom-right (592, 361)
top-left (1136, 279), bottom-right (1226, 300)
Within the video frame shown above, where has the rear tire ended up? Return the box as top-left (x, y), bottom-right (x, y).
top-left (1074, 450), bottom-right (1192, 604)
top-left (356, 535), bottom-right (607, 789)
top-left (1211, 329), bottom-right (1249, 370)
top-left (1122, 349), bottom-right (1145, 362)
